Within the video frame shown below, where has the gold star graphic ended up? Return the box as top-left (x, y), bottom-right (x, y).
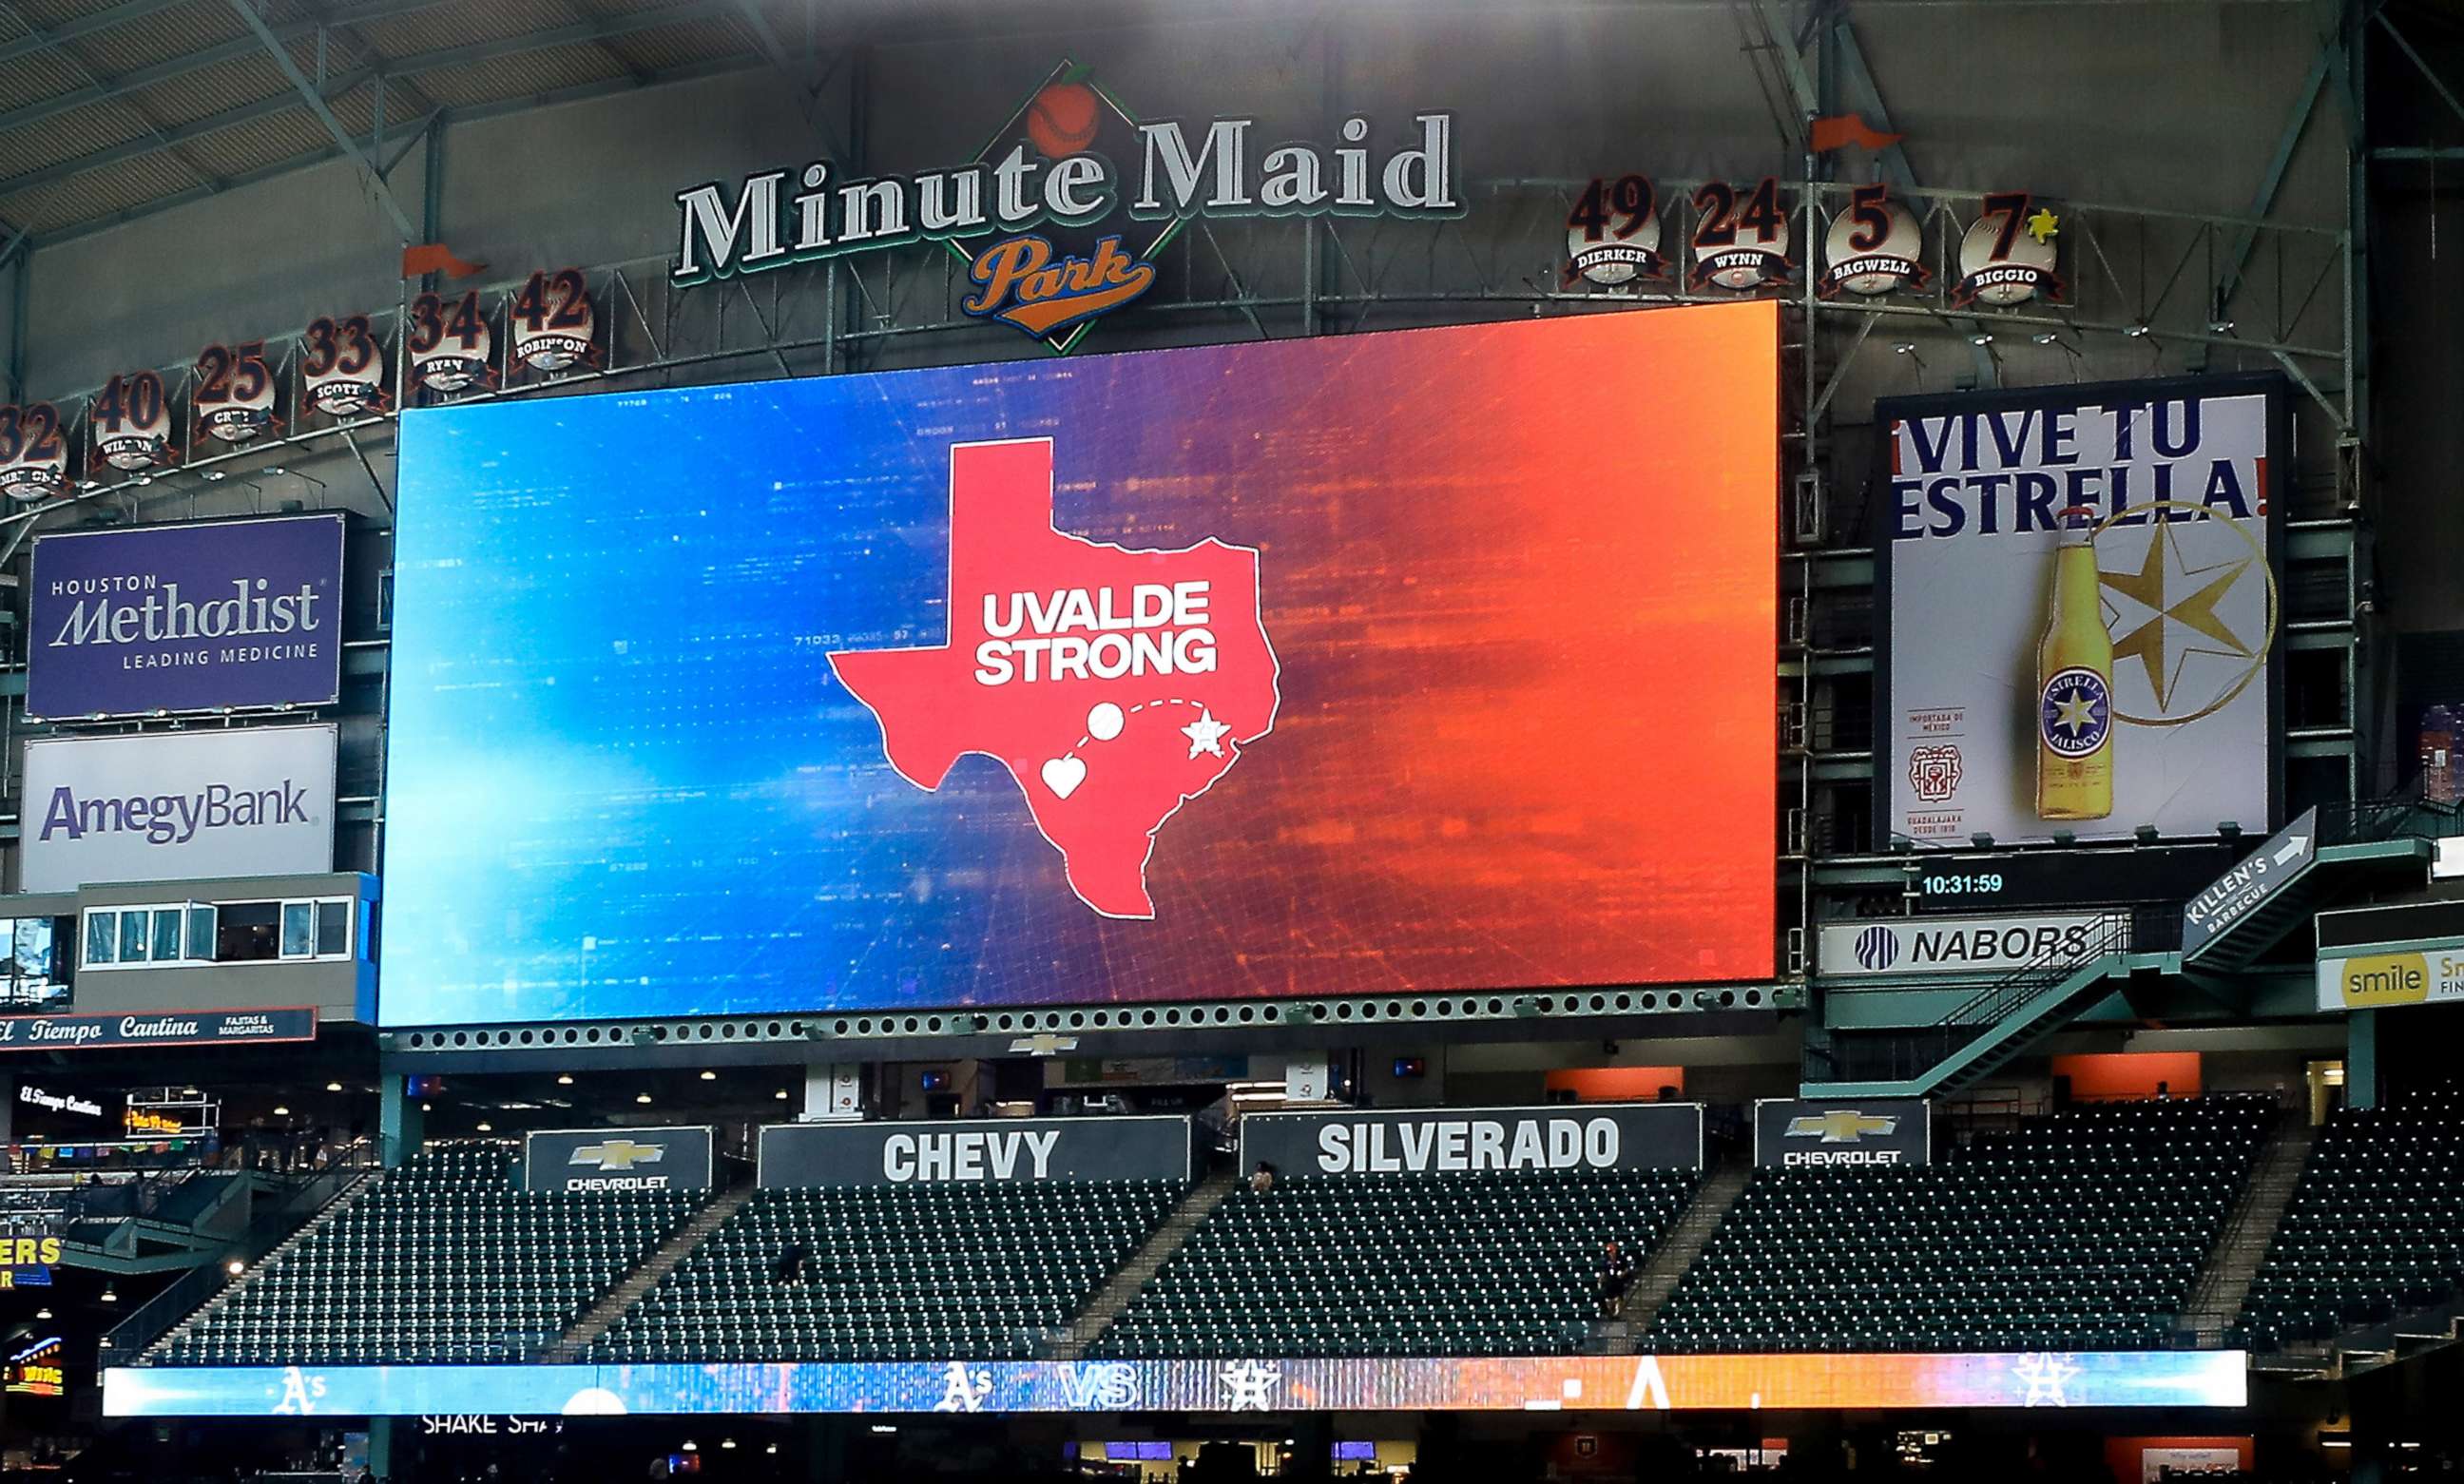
top-left (2026, 207), bottom-right (2060, 243)
top-left (2098, 518), bottom-right (2256, 711)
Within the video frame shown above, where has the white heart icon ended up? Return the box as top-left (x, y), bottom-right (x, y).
top-left (1040, 756), bottom-right (1087, 800)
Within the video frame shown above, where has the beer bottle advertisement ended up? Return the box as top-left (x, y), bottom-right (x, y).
top-left (1876, 376), bottom-right (2282, 848)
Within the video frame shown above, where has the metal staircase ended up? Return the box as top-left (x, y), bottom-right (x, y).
top-left (1804, 909), bottom-right (2161, 1101)
top-left (1049, 1168), bottom-right (1241, 1361)
top-left (544, 1180), bottom-right (756, 1362)
top-left (2177, 1111), bottom-right (2316, 1348)
top-left (1610, 1163), bottom-right (1752, 1350)
top-left (2184, 796), bottom-right (2456, 972)
top-left (125, 1166), bottom-right (381, 1364)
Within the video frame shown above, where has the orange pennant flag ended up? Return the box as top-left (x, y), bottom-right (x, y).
top-left (1809, 114), bottom-right (1905, 154)
top-left (401, 243), bottom-right (485, 279)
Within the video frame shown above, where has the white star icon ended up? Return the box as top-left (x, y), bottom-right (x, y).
top-left (1218, 1358), bottom-right (1281, 1411)
top-left (1182, 708), bottom-right (1233, 759)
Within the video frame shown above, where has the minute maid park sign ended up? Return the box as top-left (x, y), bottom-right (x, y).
top-left (672, 60), bottom-right (1458, 352)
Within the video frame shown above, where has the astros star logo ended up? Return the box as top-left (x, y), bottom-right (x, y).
top-left (1219, 1359), bottom-right (1282, 1411)
top-left (2011, 1352), bottom-right (2079, 1407)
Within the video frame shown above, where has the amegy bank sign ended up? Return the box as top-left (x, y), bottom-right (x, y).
top-left (19, 726), bottom-right (337, 892)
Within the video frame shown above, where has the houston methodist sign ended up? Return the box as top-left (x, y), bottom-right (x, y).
top-left (673, 61), bottom-right (1456, 351)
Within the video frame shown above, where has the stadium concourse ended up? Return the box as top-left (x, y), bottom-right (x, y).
top-left (0, 0), bottom-right (2455, 1479)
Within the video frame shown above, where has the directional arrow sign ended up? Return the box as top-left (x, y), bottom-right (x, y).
top-left (2183, 807), bottom-right (2319, 959)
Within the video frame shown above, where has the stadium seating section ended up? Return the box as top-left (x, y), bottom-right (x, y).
top-left (135, 1097), bottom-right (2368, 1368)
top-left (1646, 1097), bottom-right (2271, 1352)
top-left (156, 1144), bottom-right (701, 1365)
top-left (1092, 1169), bottom-right (1699, 1358)
top-left (587, 1179), bottom-right (1180, 1362)
top-left (2239, 1084), bottom-right (2464, 1350)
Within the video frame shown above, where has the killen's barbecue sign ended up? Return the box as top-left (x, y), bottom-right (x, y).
top-left (671, 61), bottom-right (1458, 353)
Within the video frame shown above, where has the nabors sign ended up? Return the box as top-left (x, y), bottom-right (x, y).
top-left (673, 61), bottom-right (1457, 352)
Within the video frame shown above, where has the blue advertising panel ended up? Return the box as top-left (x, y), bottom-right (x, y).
top-left (104, 1350), bottom-right (2248, 1417)
top-left (28, 514), bottom-right (344, 721)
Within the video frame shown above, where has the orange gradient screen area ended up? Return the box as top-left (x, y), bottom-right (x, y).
top-left (1123, 303), bottom-right (1784, 991)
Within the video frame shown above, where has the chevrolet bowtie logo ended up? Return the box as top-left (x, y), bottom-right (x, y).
top-left (1009, 1033), bottom-right (1081, 1056)
top-left (1786, 1110), bottom-right (1898, 1144)
top-left (570, 1138), bottom-right (664, 1171)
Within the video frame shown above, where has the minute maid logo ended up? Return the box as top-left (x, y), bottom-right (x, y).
top-left (671, 62), bottom-right (1459, 353)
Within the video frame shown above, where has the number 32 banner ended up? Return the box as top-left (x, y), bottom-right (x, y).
top-left (1876, 375), bottom-right (2286, 848)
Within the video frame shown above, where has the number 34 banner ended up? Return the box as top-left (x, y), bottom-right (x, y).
top-left (1876, 375), bottom-right (2286, 848)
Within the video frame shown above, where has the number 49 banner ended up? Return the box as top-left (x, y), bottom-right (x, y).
top-left (1875, 375), bottom-right (2286, 848)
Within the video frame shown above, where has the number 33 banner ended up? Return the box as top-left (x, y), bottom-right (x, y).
top-left (1876, 375), bottom-right (2286, 848)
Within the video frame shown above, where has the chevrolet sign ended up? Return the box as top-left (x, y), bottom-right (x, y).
top-left (524, 1127), bottom-right (714, 1194)
top-left (1756, 1098), bottom-right (1931, 1168)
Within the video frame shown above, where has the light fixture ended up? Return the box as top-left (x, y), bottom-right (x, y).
top-left (2134, 824), bottom-right (2162, 845)
top-left (680, 1440), bottom-right (697, 1453)
top-left (200, 470), bottom-right (226, 482)
top-left (421, 1103), bottom-right (432, 1112)
top-left (2208, 317), bottom-right (2235, 334)
top-left (1891, 340), bottom-right (1917, 356)
top-left (2031, 331), bottom-right (2059, 346)
top-left (100, 1285), bottom-right (117, 1303)
top-left (1969, 832), bottom-right (1993, 849)
top-left (636, 1093), bottom-right (653, 1105)
top-left (33, 1306), bottom-right (49, 1320)
top-left (1968, 332), bottom-right (1992, 346)
top-left (720, 1439), bottom-right (738, 1450)
top-left (556, 1074), bottom-right (574, 1086)
top-left (475, 1121), bottom-right (493, 1132)
top-left (775, 1089), bottom-right (790, 1101)
top-left (764, 1445), bottom-right (779, 1456)
top-left (2124, 322), bottom-right (2151, 337)
top-left (273, 1106), bottom-right (290, 1116)
top-left (326, 1082), bottom-right (343, 1093)
top-left (262, 466), bottom-right (287, 476)
top-left (700, 1070), bottom-right (717, 1081)
top-left (226, 1260), bottom-right (244, 1276)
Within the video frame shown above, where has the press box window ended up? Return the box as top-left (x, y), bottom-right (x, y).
top-left (81, 898), bottom-right (356, 970)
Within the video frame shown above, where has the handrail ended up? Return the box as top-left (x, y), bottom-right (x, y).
top-left (99, 1163), bottom-right (375, 1362)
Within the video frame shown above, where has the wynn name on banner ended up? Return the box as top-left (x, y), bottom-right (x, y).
top-left (1890, 395), bottom-right (2262, 540)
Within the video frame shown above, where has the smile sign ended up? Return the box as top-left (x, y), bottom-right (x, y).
top-left (672, 61), bottom-right (1459, 352)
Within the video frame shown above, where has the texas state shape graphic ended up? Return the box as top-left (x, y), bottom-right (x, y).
top-left (828, 438), bottom-right (1280, 919)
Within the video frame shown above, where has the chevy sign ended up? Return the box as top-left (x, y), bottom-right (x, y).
top-left (28, 514), bottom-right (344, 721)
top-left (19, 726), bottom-right (337, 892)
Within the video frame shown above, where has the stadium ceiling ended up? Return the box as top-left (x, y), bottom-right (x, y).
top-left (0, 0), bottom-right (2437, 253)
top-left (0, 0), bottom-right (814, 250)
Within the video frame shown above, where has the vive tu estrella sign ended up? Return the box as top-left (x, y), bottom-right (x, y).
top-left (671, 61), bottom-right (1458, 352)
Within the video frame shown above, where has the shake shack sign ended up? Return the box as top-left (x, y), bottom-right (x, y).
top-left (672, 60), bottom-right (1459, 353)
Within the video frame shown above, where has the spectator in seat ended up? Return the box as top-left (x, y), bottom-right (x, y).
top-left (1598, 1240), bottom-right (1636, 1319)
top-left (772, 1243), bottom-right (808, 1283)
top-left (1249, 1162), bottom-right (1278, 1195)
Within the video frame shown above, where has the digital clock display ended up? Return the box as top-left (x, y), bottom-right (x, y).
top-left (1916, 872), bottom-right (2007, 896)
